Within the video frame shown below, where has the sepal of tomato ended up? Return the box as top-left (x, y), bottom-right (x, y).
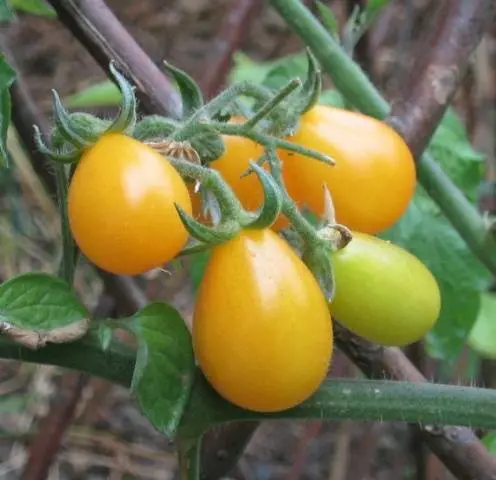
top-left (188, 117), bottom-right (288, 231)
top-left (279, 106), bottom-right (416, 234)
top-left (329, 232), bottom-right (441, 347)
top-left (193, 228), bottom-right (333, 413)
top-left (68, 133), bottom-right (192, 275)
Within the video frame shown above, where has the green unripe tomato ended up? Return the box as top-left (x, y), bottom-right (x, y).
top-left (329, 232), bottom-right (441, 347)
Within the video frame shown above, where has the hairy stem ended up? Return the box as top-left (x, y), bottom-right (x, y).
top-left (179, 373), bottom-right (496, 441)
top-left (2, 335), bottom-right (496, 440)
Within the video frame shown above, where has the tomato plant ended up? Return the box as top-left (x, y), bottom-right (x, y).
top-left (329, 232), bottom-right (441, 346)
top-left (68, 133), bottom-right (192, 275)
top-left (189, 116), bottom-right (288, 230)
top-left (279, 105), bottom-right (416, 234)
top-left (193, 228), bottom-right (333, 412)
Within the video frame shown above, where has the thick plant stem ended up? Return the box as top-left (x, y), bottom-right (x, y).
top-left (179, 373), bottom-right (496, 441)
top-left (269, 0), bottom-right (496, 277)
top-left (3, 334), bottom-right (496, 437)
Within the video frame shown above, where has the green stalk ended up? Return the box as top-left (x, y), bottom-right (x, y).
top-left (169, 157), bottom-right (250, 223)
top-left (244, 79), bottom-right (301, 128)
top-left (269, 0), bottom-right (496, 276)
top-left (0, 334), bottom-right (134, 387)
top-left (55, 164), bottom-right (77, 282)
top-left (208, 121), bottom-right (334, 166)
top-left (2, 335), bottom-right (496, 438)
top-left (179, 373), bottom-right (496, 441)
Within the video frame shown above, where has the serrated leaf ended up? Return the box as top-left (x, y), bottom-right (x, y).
top-left (0, 0), bottom-right (15, 21)
top-left (468, 292), bottom-right (496, 359)
top-left (9, 0), bottom-right (55, 16)
top-left (0, 54), bottom-right (15, 167)
top-left (315, 1), bottom-right (339, 37)
top-left (66, 80), bottom-right (121, 108)
top-left (381, 192), bottom-right (491, 361)
top-left (128, 302), bottom-right (195, 437)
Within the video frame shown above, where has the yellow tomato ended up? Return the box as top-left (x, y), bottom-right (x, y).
top-left (279, 105), bottom-right (416, 234)
top-left (330, 232), bottom-right (441, 346)
top-left (193, 228), bottom-right (333, 412)
top-left (190, 117), bottom-right (288, 230)
top-left (68, 133), bottom-right (192, 275)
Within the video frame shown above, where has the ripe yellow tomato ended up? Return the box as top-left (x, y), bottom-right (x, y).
top-left (330, 232), bottom-right (441, 346)
top-left (279, 105), bottom-right (416, 234)
top-left (193, 228), bottom-right (332, 412)
top-left (189, 116), bottom-right (288, 230)
top-left (68, 133), bottom-right (192, 275)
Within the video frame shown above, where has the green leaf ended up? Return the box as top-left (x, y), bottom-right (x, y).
top-left (364, 0), bottom-right (390, 19)
top-left (482, 432), bottom-right (496, 454)
top-left (66, 80), bottom-right (122, 108)
top-left (0, 273), bottom-right (90, 349)
top-left (128, 302), bottom-right (195, 437)
top-left (0, 54), bottom-right (15, 167)
top-left (0, 0), bottom-right (14, 21)
top-left (319, 89), bottom-right (346, 108)
top-left (381, 193), bottom-right (491, 361)
top-left (315, 1), bottom-right (339, 37)
top-left (9, 0), bottom-right (55, 17)
top-left (468, 292), bottom-right (496, 359)
top-left (261, 53), bottom-right (308, 92)
top-left (429, 108), bottom-right (484, 202)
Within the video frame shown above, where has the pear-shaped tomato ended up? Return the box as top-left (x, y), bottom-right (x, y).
top-left (193, 228), bottom-right (333, 412)
top-left (330, 232), bottom-right (441, 346)
top-left (279, 106), bottom-right (416, 234)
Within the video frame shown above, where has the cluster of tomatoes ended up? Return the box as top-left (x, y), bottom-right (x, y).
top-left (66, 105), bottom-right (441, 413)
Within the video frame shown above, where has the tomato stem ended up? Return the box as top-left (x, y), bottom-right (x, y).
top-left (208, 121), bottom-right (335, 166)
top-left (244, 78), bottom-right (302, 129)
top-left (169, 157), bottom-right (251, 224)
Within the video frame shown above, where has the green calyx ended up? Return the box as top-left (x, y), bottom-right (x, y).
top-left (34, 62), bottom-right (137, 163)
top-left (168, 155), bottom-right (284, 250)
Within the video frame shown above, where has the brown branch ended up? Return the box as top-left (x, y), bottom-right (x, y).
top-left (0, 44), bottom-right (57, 196)
top-left (199, 0), bottom-right (265, 99)
top-left (20, 295), bottom-right (114, 480)
top-left (388, 0), bottom-right (496, 159)
top-left (335, 323), bottom-right (496, 480)
top-left (46, 0), bottom-right (181, 118)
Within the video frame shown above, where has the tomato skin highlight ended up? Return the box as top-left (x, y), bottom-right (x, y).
top-left (68, 133), bottom-right (192, 275)
top-left (189, 117), bottom-right (288, 230)
top-left (330, 232), bottom-right (441, 347)
top-left (193, 228), bottom-right (333, 412)
top-left (279, 105), bottom-right (416, 234)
